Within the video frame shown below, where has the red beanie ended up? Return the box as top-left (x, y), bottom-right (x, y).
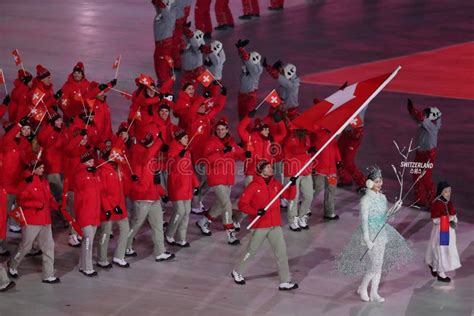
top-left (73, 61), bottom-right (85, 74)
top-left (36, 64), bottom-right (51, 80)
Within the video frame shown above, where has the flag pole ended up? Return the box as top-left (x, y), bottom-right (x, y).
top-left (126, 106), bottom-right (141, 134)
top-left (110, 87), bottom-right (132, 98)
top-left (27, 93), bottom-right (46, 118)
top-left (114, 55), bottom-right (121, 79)
top-left (0, 69), bottom-right (8, 95)
top-left (246, 66), bottom-right (402, 230)
top-left (254, 89), bottom-right (275, 111)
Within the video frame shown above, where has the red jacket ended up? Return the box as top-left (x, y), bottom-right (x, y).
top-left (431, 198), bottom-right (456, 218)
top-left (16, 175), bottom-right (58, 226)
top-left (59, 74), bottom-right (90, 120)
top-left (204, 134), bottom-right (245, 187)
top-left (9, 79), bottom-right (32, 122)
top-left (129, 138), bottom-right (166, 201)
top-left (72, 167), bottom-right (103, 228)
top-left (283, 131), bottom-right (312, 177)
top-left (311, 130), bottom-right (341, 175)
top-left (238, 116), bottom-right (287, 176)
top-left (63, 124), bottom-right (93, 189)
top-left (238, 175), bottom-right (296, 229)
top-left (173, 91), bottom-right (201, 130)
top-left (98, 163), bottom-right (128, 221)
top-left (0, 187), bottom-right (7, 239)
top-left (0, 125), bottom-right (35, 193)
top-left (37, 124), bottom-right (66, 174)
top-left (90, 98), bottom-right (113, 143)
top-left (167, 140), bottom-right (199, 201)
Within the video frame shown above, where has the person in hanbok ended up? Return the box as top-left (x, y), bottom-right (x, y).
top-left (425, 181), bottom-right (461, 282)
top-left (336, 166), bottom-right (413, 302)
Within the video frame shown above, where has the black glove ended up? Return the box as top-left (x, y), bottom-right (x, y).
top-left (3, 95), bottom-right (10, 106)
top-left (27, 133), bottom-right (35, 142)
top-left (248, 109), bottom-right (257, 118)
top-left (161, 195), bottom-right (169, 204)
top-left (407, 98), bottom-right (414, 113)
top-left (87, 166), bottom-right (97, 173)
top-left (21, 75), bottom-right (32, 85)
top-left (25, 175), bottom-right (33, 183)
top-left (80, 129), bottom-right (87, 136)
top-left (54, 89), bottom-right (62, 100)
top-left (19, 116), bottom-right (29, 126)
top-left (273, 60), bottom-right (283, 69)
top-left (179, 149), bottom-right (186, 158)
top-left (203, 58), bottom-right (212, 67)
top-left (110, 79), bottom-right (117, 87)
top-left (105, 210), bottom-right (112, 220)
top-left (153, 172), bottom-right (161, 184)
top-left (161, 143), bottom-right (169, 152)
top-left (185, 21), bottom-right (191, 28)
top-left (449, 221), bottom-right (456, 229)
top-left (336, 161), bottom-right (343, 169)
top-left (339, 81), bottom-right (348, 90)
top-left (203, 90), bottom-right (211, 98)
top-left (220, 86), bottom-right (227, 96)
top-left (307, 146), bottom-right (317, 154)
top-left (272, 111), bottom-right (282, 123)
top-left (245, 151), bottom-right (251, 158)
top-left (131, 174), bottom-right (139, 182)
top-left (148, 105), bottom-right (153, 116)
top-left (98, 83), bottom-right (108, 91)
top-left (257, 208), bottom-right (266, 216)
top-left (289, 176), bottom-right (298, 186)
top-left (262, 57), bottom-right (268, 68)
top-left (223, 144), bottom-right (232, 153)
top-left (51, 104), bottom-right (59, 112)
top-left (235, 39), bottom-right (249, 48)
top-left (113, 205), bottom-right (123, 215)
top-left (193, 187), bottom-right (200, 196)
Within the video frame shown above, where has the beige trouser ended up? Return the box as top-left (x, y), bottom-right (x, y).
top-left (192, 163), bottom-right (209, 208)
top-left (10, 224), bottom-right (55, 279)
top-left (66, 191), bottom-right (80, 235)
top-left (234, 175), bottom-right (254, 223)
top-left (98, 218), bottom-right (130, 262)
top-left (80, 225), bottom-right (97, 271)
top-left (235, 226), bottom-right (290, 283)
top-left (127, 201), bottom-right (165, 256)
top-left (166, 200), bottom-right (191, 243)
top-left (0, 264), bottom-right (10, 287)
top-left (46, 173), bottom-right (63, 202)
top-left (6, 193), bottom-right (16, 227)
top-left (285, 175), bottom-right (314, 221)
top-left (208, 185), bottom-right (233, 225)
top-left (312, 174), bottom-right (336, 217)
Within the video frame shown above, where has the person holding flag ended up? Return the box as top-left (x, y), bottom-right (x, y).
top-left (58, 62), bottom-right (91, 122)
top-left (85, 81), bottom-right (114, 144)
top-left (203, 40), bottom-right (226, 88)
top-left (264, 59), bottom-right (300, 110)
top-left (7, 159), bottom-right (61, 284)
top-left (231, 160), bottom-right (298, 290)
top-left (336, 166), bottom-right (413, 302)
top-left (181, 26), bottom-right (209, 88)
top-left (8, 70), bottom-right (33, 123)
top-left (31, 64), bottom-right (59, 113)
top-left (425, 181), bottom-right (461, 283)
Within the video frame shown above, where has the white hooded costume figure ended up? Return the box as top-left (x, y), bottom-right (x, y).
top-left (336, 166), bottom-right (413, 303)
top-left (204, 40), bottom-right (226, 81)
top-left (265, 60), bottom-right (300, 109)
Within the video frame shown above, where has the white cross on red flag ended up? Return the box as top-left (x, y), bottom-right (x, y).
top-left (264, 89), bottom-right (283, 108)
top-left (12, 49), bottom-right (22, 66)
top-left (9, 207), bottom-right (27, 226)
top-left (197, 69), bottom-right (214, 87)
top-left (112, 56), bottom-right (121, 69)
top-left (31, 88), bottom-right (46, 106)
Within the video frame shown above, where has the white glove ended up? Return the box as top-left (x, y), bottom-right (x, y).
top-left (432, 218), bottom-right (440, 225)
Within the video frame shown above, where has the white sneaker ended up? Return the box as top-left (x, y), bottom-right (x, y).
top-left (370, 292), bottom-right (385, 303)
top-left (191, 202), bottom-right (206, 214)
top-left (96, 261), bottom-right (112, 269)
top-left (8, 267), bottom-right (18, 278)
top-left (233, 221), bottom-right (241, 232)
top-left (196, 217), bottom-right (212, 236)
top-left (231, 270), bottom-right (245, 285)
top-left (280, 198), bottom-right (288, 208)
top-left (165, 235), bottom-right (176, 245)
top-left (68, 234), bottom-right (81, 247)
top-left (42, 276), bottom-right (60, 284)
top-left (226, 229), bottom-right (240, 245)
top-left (9, 224), bottom-right (21, 233)
top-left (155, 252), bottom-right (175, 262)
top-left (125, 248), bottom-right (137, 257)
top-left (298, 215), bottom-right (309, 230)
top-left (112, 257), bottom-right (130, 268)
top-left (279, 282), bottom-right (298, 291)
top-left (289, 217), bottom-right (301, 231)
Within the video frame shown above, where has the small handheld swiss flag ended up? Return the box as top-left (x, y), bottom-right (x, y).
top-left (197, 69), bottom-right (214, 88)
top-left (31, 88), bottom-right (46, 106)
top-left (264, 89), bottom-right (282, 108)
top-left (12, 49), bottom-right (22, 66)
top-left (9, 207), bottom-right (27, 226)
top-left (164, 55), bottom-right (174, 68)
top-left (112, 56), bottom-right (121, 69)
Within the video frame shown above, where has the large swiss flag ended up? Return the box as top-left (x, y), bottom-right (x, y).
top-left (291, 67), bottom-right (401, 133)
